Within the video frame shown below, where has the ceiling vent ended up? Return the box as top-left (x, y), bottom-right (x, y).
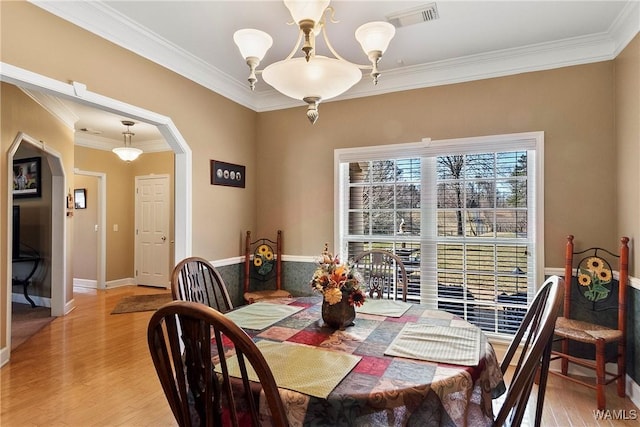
top-left (387, 3), bottom-right (439, 28)
top-left (79, 127), bottom-right (102, 135)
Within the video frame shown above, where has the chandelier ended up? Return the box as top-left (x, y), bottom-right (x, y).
top-left (233, 0), bottom-right (395, 124)
top-left (112, 120), bottom-right (142, 162)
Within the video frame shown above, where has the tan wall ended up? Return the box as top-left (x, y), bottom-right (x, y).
top-left (73, 175), bottom-right (99, 280)
top-left (1, 83), bottom-right (75, 349)
top-left (256, 61), bottom-right (618, 267)
top-left (615, 34), bottom-right (640, 276)
top-left (74, 148), bottom-right (175, 281)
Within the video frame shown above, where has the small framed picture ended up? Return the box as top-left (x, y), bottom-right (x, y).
top-left (13, 157), bottom-right (41, 199)
top-left (74, 189), bottom-right (87, 209)
top-left (211, 160), bottom-right (245, 188)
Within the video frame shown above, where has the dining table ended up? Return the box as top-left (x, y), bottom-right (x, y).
top-left (220, 296), bottom-right (505, 427)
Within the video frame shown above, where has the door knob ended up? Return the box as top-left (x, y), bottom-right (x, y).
top-left (161, 236), bottom-right (167, 242)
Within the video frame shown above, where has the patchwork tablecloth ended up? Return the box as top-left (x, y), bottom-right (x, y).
top-left (225, 297), bottom-right (504, 427)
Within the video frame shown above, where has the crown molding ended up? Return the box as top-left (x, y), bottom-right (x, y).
top-left (31, 0), bottom-right (640, 113)
top-left (75, 132), bottom-right (170, 153)
top-left (20, 84), bottom-right (169, 153)
top-left (21, 88), bottom-right (78, 129)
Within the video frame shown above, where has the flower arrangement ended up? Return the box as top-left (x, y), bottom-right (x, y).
top-left (311, 244), bottom-right (365, 307)
top-left (577, 256), bottom-right (612, 302)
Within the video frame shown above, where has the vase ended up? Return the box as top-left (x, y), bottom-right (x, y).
top-left (321, 292), bottom-right (356, 330)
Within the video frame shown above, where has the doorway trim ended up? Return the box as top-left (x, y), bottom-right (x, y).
top-left (74, 169), bottom-right (107, 290)
top-left (1, 62), bottom-right (192, 365)
top-left (7, 132), bottom-right (67, 344)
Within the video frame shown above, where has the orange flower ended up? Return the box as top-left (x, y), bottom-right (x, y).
top-left (331, 265), bottom-right (347, 284)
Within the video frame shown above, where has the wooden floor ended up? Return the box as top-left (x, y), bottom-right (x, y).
top-left (1, 285), bottom-right (638, 426)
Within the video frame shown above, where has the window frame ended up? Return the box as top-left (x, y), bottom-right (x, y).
top-left (335, 132), bottom-right (544, 338)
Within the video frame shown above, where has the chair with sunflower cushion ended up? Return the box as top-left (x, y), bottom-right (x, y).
top-left (550, 235), bottom-right (629, 410)
top-left (243, 230), bottom-right (292, 304)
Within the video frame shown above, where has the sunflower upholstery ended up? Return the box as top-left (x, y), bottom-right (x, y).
top-left (243, 230), bottom-right (292, 304)
top-left (550, 235), bottom-right (629, 410)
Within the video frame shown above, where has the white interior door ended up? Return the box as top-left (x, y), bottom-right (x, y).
top-left (135, 175), bottom-right (170, 288)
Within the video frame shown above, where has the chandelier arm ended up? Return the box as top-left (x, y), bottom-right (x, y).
top-left (252, 31), bottom-right (302, 76)
top-left (320, 25), bottom-right (370, 69)
top-left (324, 6), bottom-right (338, 25)
top-left (284, 31), bottom-right (304, 61)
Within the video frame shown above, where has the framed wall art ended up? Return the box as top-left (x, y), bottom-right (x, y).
top-left (12, 157), bottom-right (41, 199)
top-left (211, 160), bottom-right (245, 188)
top-left (74, 188), bottom-right (87, 209)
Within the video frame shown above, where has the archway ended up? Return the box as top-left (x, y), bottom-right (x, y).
top-left (1, 62), bottom-right (192, 364)
top-left (9, 132), bottom-right (66, 318)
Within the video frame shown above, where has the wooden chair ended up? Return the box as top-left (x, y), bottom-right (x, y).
top-left (352, 249), bottom-right (408, 301)
top-left (550, 235), bottom-right (629, 410)
top-left (494, 275), bottom-right (564, 427)
top-left (244, 230), bottom-right (291, 304)
top-left (147, 300), bottom-right (289, 427)
top-left (171, 257), bottom-right (233, 313)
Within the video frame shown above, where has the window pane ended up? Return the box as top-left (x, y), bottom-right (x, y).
top-left (470, 181), bottom-right (496, 208)
top-left (437, 156), bottom-right (464, 179)
top-left (466, 210), bottom-right (495, 237)
top-left (497, 151), bottom-right (527, 178)
top-left (349, 162), bottom-right (369, 183)
top-left (465, 153), bottom-right (494, 179)
top-left (348, 211), bottom-right (369, 235)
top-left (371, 211), bottom-right (395, 235)
top-left (438, 182), bottom-right (462, 208)
top-left (437, 211), bottom-right (463, 237)
top-left (371, 161), bottom-right (397, 182)
top-left (396, 184), bottom-right (420, 208)
top-left (397, 211), bottom-right (420, 236)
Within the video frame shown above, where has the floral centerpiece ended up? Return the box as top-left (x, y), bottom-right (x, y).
top-left (311, 244), bottom-right (366, 307)
top-left (311, 244), bottom-right (365, 329)
top-left (577, 257), bottom-right (612, 302)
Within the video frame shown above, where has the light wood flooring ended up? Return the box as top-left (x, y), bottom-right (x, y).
top-left (1, 285), bottom-right (638, 426)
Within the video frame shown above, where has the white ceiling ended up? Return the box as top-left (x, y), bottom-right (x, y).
top-left (29, 0), bottom-right (640, 149)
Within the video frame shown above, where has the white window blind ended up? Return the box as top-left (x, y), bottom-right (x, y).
top-left (336, 133), bottom-right (543, 337)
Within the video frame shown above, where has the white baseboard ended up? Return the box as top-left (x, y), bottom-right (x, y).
top-left (0, 346), bottom-right (9, 368)
top-left (11, 292), bottom-right (51, 308)
top-left (628, 375), bottom-right (640, 409)
top-left (105, 278), bottom-right (135, 288)
top-left (73, 278), bottom-right (97, 289)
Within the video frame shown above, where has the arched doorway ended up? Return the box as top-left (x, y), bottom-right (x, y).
top-left (1, 62), bottom-right (192, 364)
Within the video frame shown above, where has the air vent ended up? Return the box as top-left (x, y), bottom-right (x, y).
top-left (387, 3), bottom-right (439, 28)
top-left (79, 127), bottom-right (102, 135)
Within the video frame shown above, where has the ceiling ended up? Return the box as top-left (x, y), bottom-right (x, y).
top-left (29, 0), bottom-right (639, 149)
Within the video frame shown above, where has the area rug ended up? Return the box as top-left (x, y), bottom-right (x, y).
top-left (12, 302), bottom-right (55, 350)
top-left (111, 293), bottom-right (173, 314)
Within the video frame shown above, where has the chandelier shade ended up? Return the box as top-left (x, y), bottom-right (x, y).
top-left (112, 146), bottom-right (143, 162)
top-left (112, 120), bottom-right (142, 162)
top-left (262, 56), bottom-right (361, 101)
top-left (233, 29), bottom-right (273, 61)
top-left (355, 22), bottom-right (396, 56)
top-left (234, 0), bottom-right (396, 123)
top-left (284, 0), bottom-right (330, 25)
